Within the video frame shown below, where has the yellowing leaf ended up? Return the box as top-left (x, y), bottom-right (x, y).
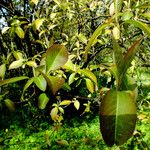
top-left (74, 100), bottom-right (80, 110)
top-left (15, 26), bottom-right (25, 39)
top-left (68, 73), bottom-right (76, 85)
top-left (112, 26), bottom-right (120, 40)
top-left (26, 61), bottom-right (37, 67)
top-left (1, 27), bottom-right (10, 34)
top-left (85, 78), bottom-right (94, 93)
top-left (60, 100), bottom-right (72, 106)
top-left (9, 59), bottom-right (24, 70)
top-left (33, 19), bottom-right (45, 31)
top-left (50, 107), bottom-right (59, 121)
top-left (0, 64), bottom-right (6, 79)
top-left (109, 3), bottom-right (115, 16)
top-left (30, 0), bottom-right (38, 5)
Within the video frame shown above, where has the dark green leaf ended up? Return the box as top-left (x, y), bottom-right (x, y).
top-left (100, 90), bottom-right (137, 146)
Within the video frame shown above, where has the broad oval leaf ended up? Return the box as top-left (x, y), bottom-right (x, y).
top-left (9, 59), bottom-right (24, 70)
top-left (0, 76), bottom-right (28, 86)
top-left (85, 78), bottom-right (94, 93)
top-left (74, 100), bottom-right (80, 110)
top-left (26, 61), bottom-right (37, 68)
top-left (34, 75), bottom-right (47, 91)
top-left (46, 44), bottom-right (68, 73)
top-left (33, 19), bottom-right (45, 31)
top-left (4, 99), bottom-right (15, 112)
top-left (60, 100), bottom-right (72, 106)
top-left (13, 51), bottom-right (23, 60)
top-left (100, 90), bottom-right (137, 146)
top-left (0, 64), bottom-right (6, 79)
top-left (15, 26), bottom-right (25, 39)
top-left (50, 107), bottom-right (59, 121)
top-left (38, 93), bottom-right (49, 109)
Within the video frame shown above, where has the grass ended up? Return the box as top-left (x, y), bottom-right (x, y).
top-left (0, 109), bottom-right (149, 150)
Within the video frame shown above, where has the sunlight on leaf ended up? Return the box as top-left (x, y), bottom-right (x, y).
top-left (46, 44), bottom-right (68, 73)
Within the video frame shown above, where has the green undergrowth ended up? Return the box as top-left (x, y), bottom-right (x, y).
top-left (0, 109), bottom-right (149, 150)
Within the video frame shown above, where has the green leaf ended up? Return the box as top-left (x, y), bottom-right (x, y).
top-left (15, 26), bottom-right (25, 39)
top-left (58, 107), bottom-right (64, 114)
top-left (38, 93), bottom-right (49, 109)
top-left (78, 33), bottom-right (87, 44)
top-left (50, 107), bottom-right (59, 121)
top-left (125, 20), bottom-right (150, 37)
top-left (100, 90), bottom-right (137, 146)
top-left (84, 23), bottom-right (112, 62)
top-left (4, 99), bottom-right (15, 112)
top-left (74, 100), bottom-right (80, 110)
top-left (13, 51), bottom-right (23, 60)
top-left (26, 61), bottom-right (37, 68)
top-left (33, 19), bottom-right (45, 31)
top-left (34, 75), bottom-right (47, 91)
top-left (123, 38), bottom-right (142, 74)
top-left (114, 0), bottom-right (123, 22)
top-left (9, 59), bottom-right (24, 70)
top-left (68, 72), bottom-right (76, 85)
top-left (122, 11), bottom-right (133, 21)
top-left (41, 72), bottom-right (65, 95)
top-left (0, 76), bottom-right (28, 86)
top-left (0, 64), bottom-right (6, 79)
top-left (60, 100), bottom-right (72, 106)
top-left (46, 44), bottom-right (68, 73)
top-left (79, 69), bottom-right (97, 85)
top-left (21, 78), bottom-right (34, 99)
top-left (85, 78), bottom-right (94, 93)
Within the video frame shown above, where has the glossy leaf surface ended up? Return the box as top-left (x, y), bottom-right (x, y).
top-left (34, 75), bottom-right (47, 91)
top-left (38, 93), bottom-right (49, 109)
top-left (100, 90), bottom-right (137, 146)
top-left (46, 44), bottom-right (68, 73)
